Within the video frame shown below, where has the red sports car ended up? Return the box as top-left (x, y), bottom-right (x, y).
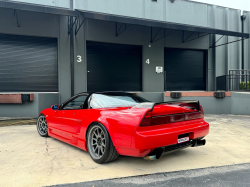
top-left (37, 92), bottom-right (209, 164)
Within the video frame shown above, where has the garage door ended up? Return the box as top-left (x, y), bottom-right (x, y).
top-left (0, 34), bottom-right (58, 92)
top-left (87, 41), bottom-right (142, 92)
top-left (164, 48), bottom-right (206, 91)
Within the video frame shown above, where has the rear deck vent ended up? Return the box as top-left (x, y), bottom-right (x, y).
top-left (214, 91), bottom-right (225, 98)
top-left (170, 92), bottom-right (182, 98)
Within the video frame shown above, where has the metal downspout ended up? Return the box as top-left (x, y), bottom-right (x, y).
top-left (241, 15), bottom-right (246, 70)
top-left (70, 0), bottom-right (74, 96)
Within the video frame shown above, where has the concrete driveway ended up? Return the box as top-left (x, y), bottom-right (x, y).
top-left (0, 115), bottom-right (250, 187)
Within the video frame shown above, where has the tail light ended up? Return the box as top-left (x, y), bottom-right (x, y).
top-left (140, 106), bottom-right (204, 127)
top-left (140, 111), bottom-right (152, 127)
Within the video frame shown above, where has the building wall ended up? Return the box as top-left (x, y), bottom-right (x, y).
top-left (58, 15), bottom-right (72, 103)
top-left (0, 7), bottom-right (71, 116)
top-left (74, 19), bottom-right (211, 94)
top-left (207, 6), bottom-right (242, 78)
top-left (164, 96), bottom-right (232, 114)
top-left (6, 0), bottom-right (71, 9)
top-left (244, 11), bottom-right (250, 70)
top-left (0, 93), bottom-right (59, 117)
top-left (231, 92), bottom-right (250, 115)
top-left (0, 0), bottom-right (249, 117)
top-left (73, 0), bottom-right (244, 92)
top-left (0, 8), bottom-right (59, 38)
top-left (75, 0), bottom-right (241, 32)
top-left (164, 92), bottom-right (250, 115)
top-left (75, 0), bottom-right (206, 28)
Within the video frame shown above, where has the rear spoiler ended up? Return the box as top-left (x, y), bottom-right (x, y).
top-left (155, 100), bottom-right (201, 111)
top-left (133, 101), bottom-right (201, 111)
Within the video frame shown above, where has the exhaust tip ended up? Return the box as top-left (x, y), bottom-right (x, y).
top-left (193, 139), bottom-right (206, 147)
top-left (143, 148), bottom-right (164, 161)
top-left (143, 155), bottom-right (157, 160)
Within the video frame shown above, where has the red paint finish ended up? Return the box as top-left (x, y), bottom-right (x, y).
top-left (40, 102), bottom-right (209, 158)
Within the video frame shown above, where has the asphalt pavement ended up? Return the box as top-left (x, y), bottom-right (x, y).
top-left (50, 163), bottom-right (250, 187)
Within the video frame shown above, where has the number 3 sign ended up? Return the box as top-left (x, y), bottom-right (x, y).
top-left (77, 55), bottom-right (82, 62)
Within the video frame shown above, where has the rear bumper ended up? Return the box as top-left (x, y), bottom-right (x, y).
top-left (116, 120), bottom-right (209, 157)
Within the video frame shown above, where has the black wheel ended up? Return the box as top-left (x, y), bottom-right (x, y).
top-left (37, 114), bottom-right (49, 137)
top-left (87, 123), bottom-right (119, 164)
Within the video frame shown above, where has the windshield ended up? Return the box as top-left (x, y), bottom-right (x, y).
top-left (90, 93), bottom-right (148, 109)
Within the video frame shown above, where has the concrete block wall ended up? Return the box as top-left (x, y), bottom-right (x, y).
top-left (231, 92), bottom-right (250, 115)
top-left (136, 92), bottom-right (164, 103)
top-left (0, 93), bottom-right (59, 117)
top-left (164, 92), bottom-right (250, 115)
top-left (165, 95), bottom-right (232, 114)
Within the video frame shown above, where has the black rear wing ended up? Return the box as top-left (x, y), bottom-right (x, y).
top-left (154, 100), bottom-right (201, 111)
top-left (133, 100), bottom-right (201, 112)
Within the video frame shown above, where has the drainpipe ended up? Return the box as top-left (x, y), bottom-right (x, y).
top-left (241, 15), bottom-right (246, 71)
top-left (70, 0), bottom-right (74, 96)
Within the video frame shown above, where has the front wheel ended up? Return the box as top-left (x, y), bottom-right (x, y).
top-left (37, 114), bottom-right (49, 137)
top-left (87, 123), bottom-right (119, 164)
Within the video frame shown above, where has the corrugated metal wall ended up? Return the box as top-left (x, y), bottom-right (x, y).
top-left (76, 0), bottom-right (239, 32)
top-left (76, 0), bottom-right (246, 77)
top-left (7, 0), bottom-right (71, 9)
top-left (244, 11), bottom-right (250, 70)
top-left (207, 5), bottom-right (242, 77)
top-left (76, 0), bottom-right (208, 27)
top-left (6, 0), bottom-right (250, 91)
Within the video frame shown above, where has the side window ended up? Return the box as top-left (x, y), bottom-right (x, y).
top-left (62, 95), bottom-right (87, 110)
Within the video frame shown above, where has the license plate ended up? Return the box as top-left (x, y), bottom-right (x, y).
top-left (178, 137), bottom-right (189, 144)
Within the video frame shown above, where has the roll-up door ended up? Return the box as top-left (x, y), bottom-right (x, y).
top-left (164, 48), bottom-right (206, 91)
top-left (87, 41), bottom-right (142, 92)
top-left (0, 34), bottom-right (58, 92)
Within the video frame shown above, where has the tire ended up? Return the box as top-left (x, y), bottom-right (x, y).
top-left (87, 123), bottom-right (119, 164)
top-left (37, 114), bottom-right (49, 137)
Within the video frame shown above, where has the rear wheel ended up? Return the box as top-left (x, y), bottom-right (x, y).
top-left (87, 123), bottom-right (119, 164)
top-left (37, 114), bottom-right (49, 137)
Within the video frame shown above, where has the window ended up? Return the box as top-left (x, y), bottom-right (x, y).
top-left (62, 95), bottom-right (87, 110)
top-left (90, 93), bottom-right (148, 109)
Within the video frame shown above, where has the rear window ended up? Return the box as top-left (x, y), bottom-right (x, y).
top-left (90, 93), bottom-right (148, 109)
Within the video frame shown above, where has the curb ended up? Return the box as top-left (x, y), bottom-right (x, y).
top-left (0, 119), bottom-right (37, 127)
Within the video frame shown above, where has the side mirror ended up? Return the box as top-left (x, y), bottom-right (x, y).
top-left (51, 104), bottom-right (59, 110)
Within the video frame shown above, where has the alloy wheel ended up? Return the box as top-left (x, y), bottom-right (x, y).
top-left (37, 115), bottom-right (48, 136)
top-left (89, 126), bottom-right (106, 159)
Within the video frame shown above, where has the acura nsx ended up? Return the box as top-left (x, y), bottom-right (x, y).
top-left (37, 92), bottom-right (209, 164)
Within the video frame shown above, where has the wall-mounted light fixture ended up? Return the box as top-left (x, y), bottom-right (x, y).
top-left (152, 0), bottom-right (157, 2)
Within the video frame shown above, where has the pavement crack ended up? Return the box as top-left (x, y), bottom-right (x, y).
top-left (45, 138), bottom-right (49, 155)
